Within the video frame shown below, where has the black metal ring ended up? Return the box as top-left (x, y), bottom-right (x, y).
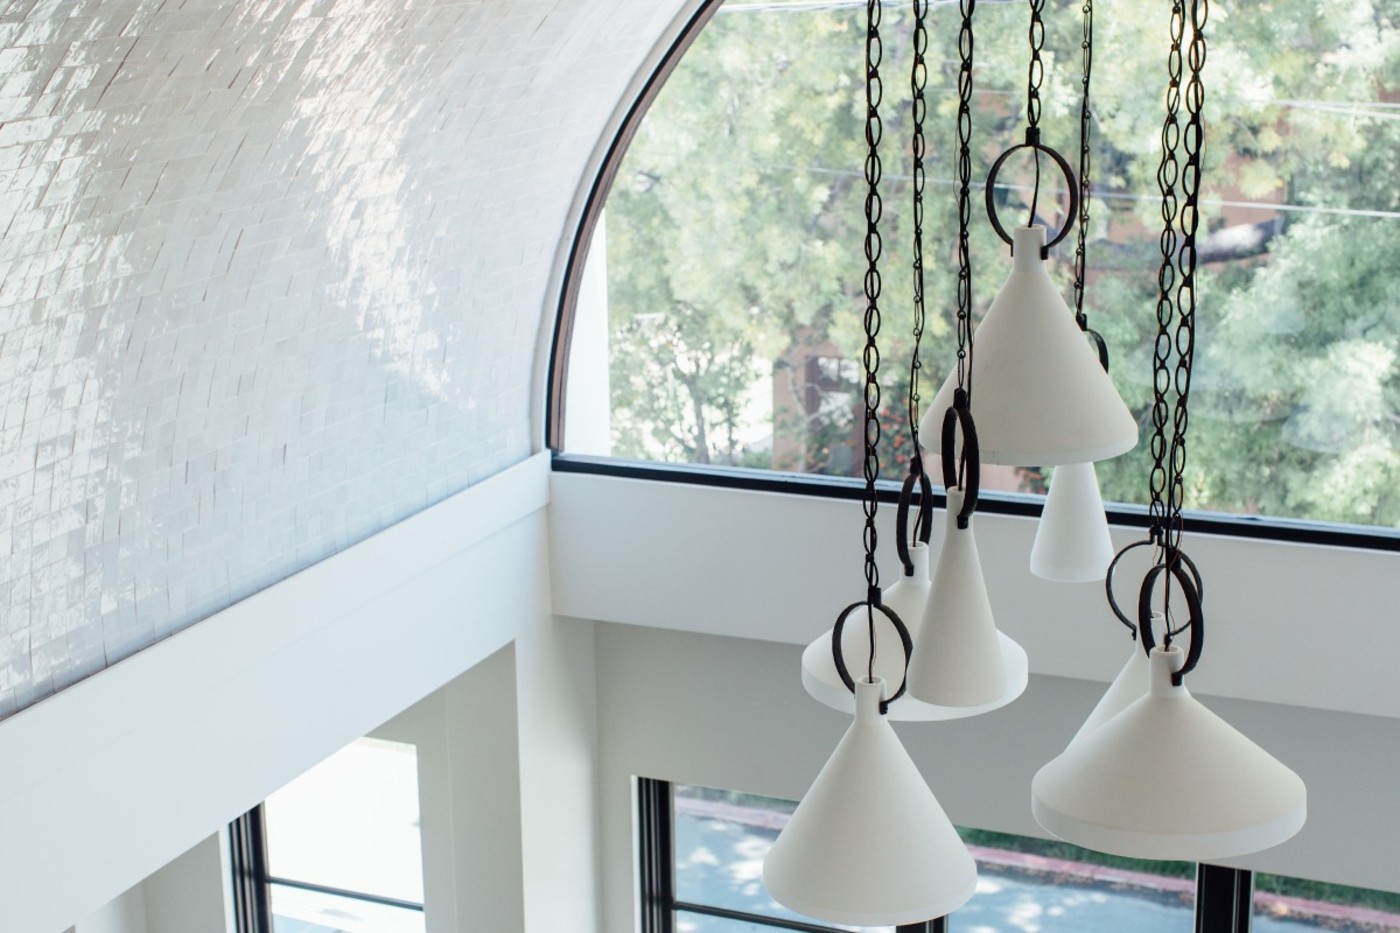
top-left (939, 391), bottom-right (980, 528)
top-left (1085, 326), bottom-right (1110, 373)
top-left (1105, 539), bottom-right (1204, 634)
top-left (831, 599), bottom-right (914, 714)
top-left (1137, 559), bottom-right (1204, 686)
top-left (984, 139), bottom-right (1081, 258)
top-left (896, 467), bottom-right (934, 575)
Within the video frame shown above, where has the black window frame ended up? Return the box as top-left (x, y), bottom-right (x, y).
top-left (544, 0), bottom-right (1400, 556)
top-left (229, 804), bottom-right (426, 933)
top-left (639, 777), bottom-right (1254, 933)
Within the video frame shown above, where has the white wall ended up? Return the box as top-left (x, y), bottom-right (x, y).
top-left (67, 833), bottom-right (229, 933)
top-left (373, 644), bottom-right (529, 933)
top-left (551, 471), bottom-right (1400, 720)
top-left (0, 454), bottom-right (551, 933)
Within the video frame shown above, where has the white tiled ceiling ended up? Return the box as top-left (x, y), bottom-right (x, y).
top-left (0, 0), bottom-right (686, 716)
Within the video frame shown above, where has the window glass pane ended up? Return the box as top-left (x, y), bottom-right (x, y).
top-left (674, 784), bottom-right (892, 932)
top-left (958, 828), bottom-right (1194, 931)
top-left (265, 737), bottom-right (423, 904)
top-left (1253, 872), bottom-right (1400, 931)
top-left (572, 0), bottom-right (1400, 531)
top-left (270, 884), bottom-right (424, 933)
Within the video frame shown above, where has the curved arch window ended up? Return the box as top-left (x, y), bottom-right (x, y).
top-left (560, 0), bottom-right (1400, 535)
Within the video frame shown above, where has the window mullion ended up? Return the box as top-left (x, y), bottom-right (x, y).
top-left (1196, 864), bottom-right (1253, 933)
top-left (229, 806), bottom-right (273, 933)
top-left (638, 778), bottom-right (676, 933)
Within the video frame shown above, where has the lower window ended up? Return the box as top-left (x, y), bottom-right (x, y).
top-left (1253, 872), bottom-right (1400, 932)
top-left (231, 737), bottom-right (427, 933)
top-left (643, 778), bottom-right (1318, 933)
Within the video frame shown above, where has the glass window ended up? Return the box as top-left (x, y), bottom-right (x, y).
top-left (674, 783), bottom-right (888, 931)
top-left (263, 737), bottom-right (425, 933)
top-left (1253, 872), bottom-right (1400, 932)
top-left (566, 0), bottom-right (1400, 532)
top-left (668, 782), bottom-right (1196, 932)
top-left (267, 885), bottom-right (424, 933)
top-left (957, 827), bottom-right (1195, 931)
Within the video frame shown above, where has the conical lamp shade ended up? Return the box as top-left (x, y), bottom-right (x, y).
top-left (764, 678), bottom-right (979, 926)
top-left (1068, 639), bottom-right (1150, 747)
top-left (802, 544), bottom-right (1021, 721)
top-left (1032, 646), bottom-right (1307, 860)
top-left (1031, 461), bottom-right (1115, 582)
top-left (919, 225), bottom-right (1137, 466)
top-left (906, 488), bottom-right (1028, 709)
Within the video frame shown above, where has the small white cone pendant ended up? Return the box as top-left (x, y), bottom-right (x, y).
top-left (764, 678), bottom-right (979, 926)
top-left (906, 488), bottom-right (1027, 709)
top-left (1068, 643), bottom-right (1150, 748)
top-left (1032, 645), bottom-right (1307, 860)
top-left (801, 545), bottom-right (932, 720)
top-left (918, 225), bottom-right (1137, 466)
top-left (1030, 461), bottom-right (1115, 583)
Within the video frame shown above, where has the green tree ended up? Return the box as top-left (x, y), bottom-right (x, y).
top-left (600, 0), bottom-right (1400, 526)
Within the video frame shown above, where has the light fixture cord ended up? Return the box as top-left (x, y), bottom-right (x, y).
top-left (860, 0), bottom-right (885, 684)
top-left (1146, 0), bottom-right (1207, 640)
top-left (952, 0), bottom-right (977, 488)
top-left (1024, 0), bottom-right (1046, 226)
top-left (1071, 0), bottom-right (1093, 331)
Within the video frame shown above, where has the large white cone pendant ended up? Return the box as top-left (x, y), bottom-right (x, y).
top-left (906, 488), bottom-right (1027, 710)
top-left (1030, 461), bottom-right (1115, 583)
top-left (918, 226), bottom-right (1137, 466)
top-left (764, 678), bottom-right (979, 926)
top-left (1032, 646), bottom-right (1307, 860)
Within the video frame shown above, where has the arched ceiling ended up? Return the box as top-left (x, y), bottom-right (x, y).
top-left (0, 0), bottom-right (695, 716)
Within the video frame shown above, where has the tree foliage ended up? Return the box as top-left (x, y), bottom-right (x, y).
top-left (599, 0), bottom-right (1400, 527)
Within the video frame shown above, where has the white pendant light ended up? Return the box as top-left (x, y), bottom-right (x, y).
top-left (918, 226), bottom-right (1137, 466)
top-left (1066, 610), bottom-right (1162, 747)
top-left (906, 487), bottom-right (1028, 710)
top-left (803, 542), bottom-right (1025, 720)
top-left (1031, 645), bottom-right (1307, 860)
top-left (802, 544), bottom-right (936, 720)
top-left (1030, 461), bottom-right (1115, 582)
top-left (764, 677), bottom-right (979, 926)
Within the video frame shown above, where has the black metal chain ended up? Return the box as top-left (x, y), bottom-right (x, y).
top-left (860, 0), bottom-right (885, 681)
top-left (1024, 0), bottom-right (1046, 224)
top-left (907, 0), bottom-right (929, 479)
top-left (1167, 0), bottom-right (1208, 558)
top-left (953, 0), bottom-right (976, 421)
top-left (1143, 0), bottom-right (1207, 642)
top-left (1025, 0), bottom-right (1046, 132)
top-left (1071, 0), bottom-right (1093, 330)
top-left (1147, 0), bottom-right (1187, 553)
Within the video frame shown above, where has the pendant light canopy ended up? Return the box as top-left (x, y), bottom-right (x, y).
top-left (1030, 461), bottom-right (1115, 582)
top-left (1032, 645), bottom-right (1306, 860)
top-left (1034, 0), bottom-right (1305, 861)
top-left (764, 678), bottom-right (979, 925)
top-left (920, 225), bottom-right (1137, 466)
